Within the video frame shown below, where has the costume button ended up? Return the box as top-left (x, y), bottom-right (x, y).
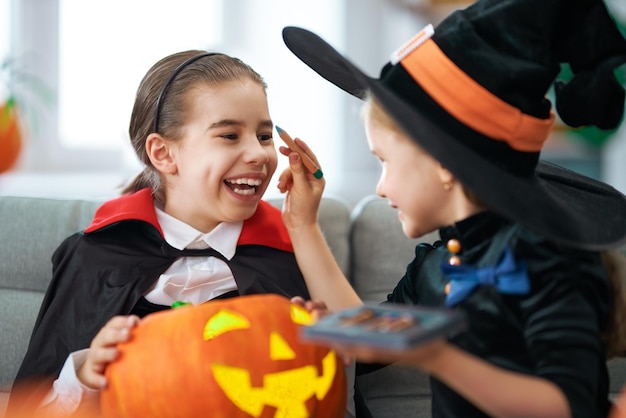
top-left (448, 255), bottom-right (461, 266)
top-left (447, 238), bottom-right (461, 254)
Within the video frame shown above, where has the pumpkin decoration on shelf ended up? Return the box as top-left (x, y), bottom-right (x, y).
top-left (0, 97), bottom-right (23, 173)
top-left (1, 56), bottom-right (54, 174)
top-left (101, 294), bottom-right (347, 418)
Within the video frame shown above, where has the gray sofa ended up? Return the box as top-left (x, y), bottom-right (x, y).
top-left (1, 193), bottom-right (625, 418)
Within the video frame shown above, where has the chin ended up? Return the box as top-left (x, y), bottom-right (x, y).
top-left (400, 222), bottom-right (416, 239)
top-left (402, 222), bottom-right (432, 240)
top-left (223, 207), bottom-right (256, 225)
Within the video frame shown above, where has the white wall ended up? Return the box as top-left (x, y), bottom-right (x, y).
top-left (3, 0), bottom-right (625, 203)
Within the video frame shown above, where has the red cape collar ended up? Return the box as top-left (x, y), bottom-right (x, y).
top-left (84, 188), bottom-right (294, 252)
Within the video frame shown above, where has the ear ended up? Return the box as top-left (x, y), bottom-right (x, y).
top-left (146, 133), bottom-right (177, 175)
top-left (437, 164), bottom-right (455, 186)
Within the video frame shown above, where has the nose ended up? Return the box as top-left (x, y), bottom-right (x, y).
top-left (244, 136), bottom-right (271, 165)
top-left (375, 173), bottom-right (386, 198)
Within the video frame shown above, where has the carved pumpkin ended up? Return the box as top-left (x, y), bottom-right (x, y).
top-left (101, 294), bottom-right (347, 418)
top-left (0, 98), bottom-right (23, 173)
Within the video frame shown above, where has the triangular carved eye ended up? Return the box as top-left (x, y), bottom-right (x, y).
top-left (290, 303), bottom-right (315, 326)
top-left (203, 309), bottom-right (250, 340)
top-left (270, 332), bottom-right (296, 360)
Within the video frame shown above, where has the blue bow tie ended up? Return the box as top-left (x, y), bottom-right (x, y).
top-left (440, 246), bottom-right (530, 307)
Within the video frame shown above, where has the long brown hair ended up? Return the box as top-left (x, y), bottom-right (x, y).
top-left (121, 51), bottom-right (266, 206)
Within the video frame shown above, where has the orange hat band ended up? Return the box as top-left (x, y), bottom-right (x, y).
top-left (400, 39), bottom-right (555, 152)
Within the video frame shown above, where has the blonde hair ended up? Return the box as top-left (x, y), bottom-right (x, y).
top-left (362, 94), bottom-right (400, 134)
top-left (363, 95), bottom-right (484, 205)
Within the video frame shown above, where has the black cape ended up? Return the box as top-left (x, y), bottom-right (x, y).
top-left (9, 188), bottom-right (310, 411)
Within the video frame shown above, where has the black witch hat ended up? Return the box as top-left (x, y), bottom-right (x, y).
top-left (282, 0), bottom-right (626, 250)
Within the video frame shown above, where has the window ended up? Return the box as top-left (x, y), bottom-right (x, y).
top-left (1, 0), bottom-right (10, 100)
top-left (11, 0), bottom-right (348, 190)
top-left (4, 0), bottom-right (626, 202)
top-left (58, 0), bottom-right (223, 151)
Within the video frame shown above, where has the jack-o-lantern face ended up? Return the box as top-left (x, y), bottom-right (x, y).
top-left (101, 294), bottom-right (347, 418)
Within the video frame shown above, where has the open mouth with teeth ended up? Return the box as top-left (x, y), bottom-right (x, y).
top-left (224, 177), bottom-right (263, 196)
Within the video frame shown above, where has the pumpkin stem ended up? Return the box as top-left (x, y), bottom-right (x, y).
top-left (171, 300), bottom-right (191, 309)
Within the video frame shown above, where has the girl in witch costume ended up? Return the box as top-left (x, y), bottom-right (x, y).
top-left (7, 51), bottom-right (314, 416)
top-left (277, 0), bottom-right (626, 417)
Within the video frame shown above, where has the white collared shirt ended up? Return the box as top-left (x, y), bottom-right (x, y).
top-left (144, 207), bottom-right (241, 305)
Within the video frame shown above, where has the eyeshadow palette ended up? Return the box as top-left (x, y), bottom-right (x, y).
top-left (302, 303), bottom-right (467, 350)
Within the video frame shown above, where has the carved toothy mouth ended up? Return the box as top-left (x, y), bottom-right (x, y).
top-left (210, 349), bottom-right (338, 417)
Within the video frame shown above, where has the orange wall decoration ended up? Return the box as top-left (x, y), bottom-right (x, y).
top-left (0, 98), bottom-right (22, 173)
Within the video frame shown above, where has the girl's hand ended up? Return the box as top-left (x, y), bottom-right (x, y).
top-left (290, 296), bottom-right (329, 321)
top-left (77, 315), bottom-right (140, 389)
top-left (277, 138), bottom-right (325, 232)
top-left (328, 338), bottom-right (449, 372)
top-left (291, 296), bottom-right (356, 365)
top-left (291, 296), bottom-right (448, 369)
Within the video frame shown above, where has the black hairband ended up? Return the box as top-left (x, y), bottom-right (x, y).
top-left (152, 52), bottom-right (215, 133)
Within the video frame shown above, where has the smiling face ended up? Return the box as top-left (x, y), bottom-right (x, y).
top-left (364, 101), bottom-right (455, 238)
top-left (154, 80), bottom-right (277, 232)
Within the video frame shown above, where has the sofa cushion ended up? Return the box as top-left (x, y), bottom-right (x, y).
top-left (0, 197), bottom-right (101, 393)
top-left (0, 289), bottom-right (44, 392)
top-left (0, 196), bottom-right (100, 293)
top-left (357, 365), bottom-right (432, 418)
top-left (267, 196), bottom-right (352, 277)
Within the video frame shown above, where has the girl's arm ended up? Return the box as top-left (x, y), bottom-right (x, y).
top-left (278, 141), bottom-right (362, 310)
top-left (335, 340), bottom-right (570, 418)
top-left (433, 344), bottom-right (570, 418)
top-left (37, 315), bottom-right (140, 416)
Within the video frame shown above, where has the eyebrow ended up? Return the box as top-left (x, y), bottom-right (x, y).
top-left (208, 119), bottom-right (274, 130)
